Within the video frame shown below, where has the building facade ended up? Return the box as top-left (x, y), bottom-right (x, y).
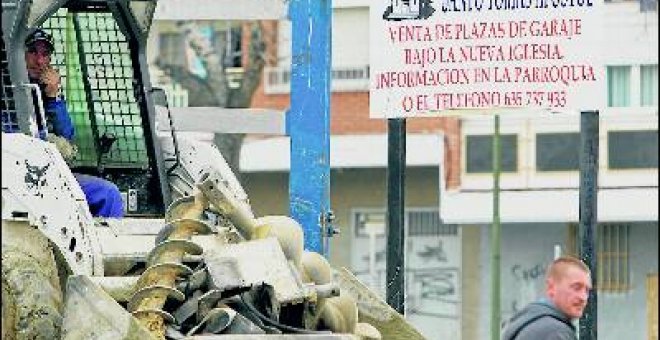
top-left (147, 1), bottom-right (658, 339)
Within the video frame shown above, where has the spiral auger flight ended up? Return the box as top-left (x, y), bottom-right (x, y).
top-left (127, 195), bottom-right (212, 339)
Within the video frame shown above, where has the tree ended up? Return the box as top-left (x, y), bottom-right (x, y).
top-left (155, 20), bottom-right (268, 177)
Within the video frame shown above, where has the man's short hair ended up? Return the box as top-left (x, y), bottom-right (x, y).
top-left (546, 256), bottom-right (590, 281)
top-left (25, 28), bottom-right (54, 54)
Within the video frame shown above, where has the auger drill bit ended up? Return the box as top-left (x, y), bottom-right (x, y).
top-left (128, 192), bottom-right (212, 339)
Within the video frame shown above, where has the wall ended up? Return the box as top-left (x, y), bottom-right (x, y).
top-left (602, 3), bottom-right (658, 65)
top-left (242, 166), bottom-right (440, 268)
top-left (461, 225), bottom-right (482, 340)
top-left (146, 2), bottom-right (657, 339)
top-left (249, 10), bottom-right (464, 189)
top-left (473, 222), bottom-right (659, 340)
top-left (240, 176), bottom-right (660, 340)
top-left (248, 89), bottom-right (463, 189)
top-left (274, 7), bottom-right (369, 68)
top-left (501, 223), bottom-right (568, 320)
top-left (241, 171), bottom-right (289, 217)
top-left (332, 7), bottom-right (369, 67)
top-left (599, 222), bottom-right (659, 340)
top-left (475, 223), bottom-right (569, 339)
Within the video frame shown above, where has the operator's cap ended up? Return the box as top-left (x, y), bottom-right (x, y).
top-left (25, 29), bottom-right (54, 54)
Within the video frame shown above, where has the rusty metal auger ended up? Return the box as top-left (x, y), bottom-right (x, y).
top-left (127, 194), bottom-right (212, 339)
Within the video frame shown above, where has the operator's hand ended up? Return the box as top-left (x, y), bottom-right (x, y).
top-left (40, 65), bottom-right (61, 98)
top-left (47, 134), bottom-right (78, 164)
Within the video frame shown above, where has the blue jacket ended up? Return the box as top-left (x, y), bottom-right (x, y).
top-left (17, 79), bottom-right (124, 218)
top-left (41, 96), bottom-right (75, 140)
top-left (1, 93), bottom-right (74, 139)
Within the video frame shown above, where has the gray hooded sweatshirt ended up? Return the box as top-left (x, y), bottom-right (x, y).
top-left (502, 301), bottom-right (577, 340)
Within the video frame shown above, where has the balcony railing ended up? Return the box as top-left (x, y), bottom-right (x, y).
top-left (264, 65), bottom-right (370, 94)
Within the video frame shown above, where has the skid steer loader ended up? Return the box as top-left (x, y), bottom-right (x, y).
top-left (1, 0), bottom-right (426, 339)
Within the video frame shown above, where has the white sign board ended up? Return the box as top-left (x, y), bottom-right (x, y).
top-left (370, 0), bottom-right (606, 118)
top-left (154, 0), bottom-right (288, 20)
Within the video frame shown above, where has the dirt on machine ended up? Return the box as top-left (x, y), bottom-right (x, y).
top-left (1, 0), bottom-right (425, 339)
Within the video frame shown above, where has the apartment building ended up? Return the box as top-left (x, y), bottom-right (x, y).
top-left (147, 1), bottom-right (658, 338)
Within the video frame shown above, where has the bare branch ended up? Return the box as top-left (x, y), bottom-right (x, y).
top-left (178, 21), bottom-right (230, 107)
top-left (154, 58), bottom-right (218, 106)
top-left (160, 20), bottom-right (270, 175)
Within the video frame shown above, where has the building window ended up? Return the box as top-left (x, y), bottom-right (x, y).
top-left (607, 66), bottom-right (631, 107)
top-left (465, 134), bottom-right (518, 173)
top-left (598, 224), bottom-right (630, 292)
top-left (641, 65), bottom-right (658, 107)
top-left (536, 132), bottom-right (580, 171)
top-left (640, 0), bottom-right (657, 11)
top-left (212, 26), bottom-right (243, 68)
top-left (351, 208), bottom-right (460, 331)
top-left (608, 130), bottom-right (658, 169)
top-left (568, 223), bottom-right (630, 292)
top-left (354, 211), bottom-right (386, 238)
top-left (354, 210), bottom-right (454, 237)
top-left (408, 211), bottom-right (457, 236)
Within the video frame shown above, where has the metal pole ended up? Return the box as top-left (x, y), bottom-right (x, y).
top-left (289, 0), bottom-right (332, 254)
top-left (579, 110), bottom-right (599, 340)
top-left (490, 114), bottom-right (501, 340)
top-left (386, 118), bottom-right (406, 314)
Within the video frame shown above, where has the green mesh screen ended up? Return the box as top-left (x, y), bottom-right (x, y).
top-left (42, 9), bottom-right (148, 168)
top-left (1, 29), bottom-right (20, 133)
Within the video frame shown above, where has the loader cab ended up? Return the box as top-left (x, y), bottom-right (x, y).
top-left (1, 0), bottom-right (168, 217)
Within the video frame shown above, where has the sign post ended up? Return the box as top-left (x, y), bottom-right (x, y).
top-left (289, 0), bottom-right (332, 255)
top-left (369, 0), bottom-right (605, 331)
top-left (579, 110), bottom-right (599, 340)
top-left (491, 114), bottom-right (501, 340)
top-left (386, 118), bottom-right (406, 314)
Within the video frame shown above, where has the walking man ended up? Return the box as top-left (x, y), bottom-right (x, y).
top-left (502, 256), bottom-right (592, 340)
